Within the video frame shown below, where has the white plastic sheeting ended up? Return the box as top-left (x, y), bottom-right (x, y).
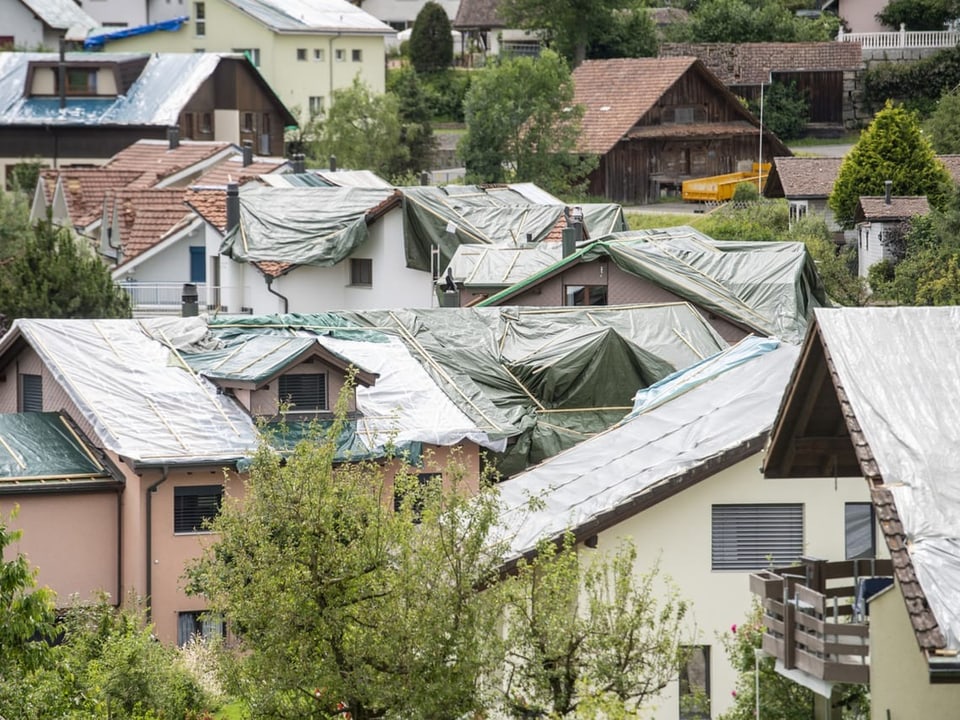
top-left (494, 340), bottom-right (798, 561)
top-left (816, 307), bottom-right (960, 651)
top-left (16, 319), bottom-right (260, 466)
top-left (226, 0), bottom-right (394, 32)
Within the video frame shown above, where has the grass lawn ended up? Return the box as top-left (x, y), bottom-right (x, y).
top-left (214, 700), bottom-right (246, 719)
top-left (625, 212), bottom-right (706, 230)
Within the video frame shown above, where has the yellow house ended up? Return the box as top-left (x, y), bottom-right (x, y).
top-left (85, 0), bottom-right (394, 123)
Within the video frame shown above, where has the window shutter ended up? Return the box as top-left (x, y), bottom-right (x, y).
top-left (20, 374), bottom-right (42, 412)
top-left (278, 373), bottom-right (327, 411)
top-left (174, 485), bottom-right (223, 533)
top-left (711, 504), bottom-right (803, 570)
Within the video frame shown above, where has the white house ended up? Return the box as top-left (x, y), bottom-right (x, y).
top-left (493, 337), bottom-right (875, 719)
top-left (854, 189), bottom-right (929, 278)
top-left (4, 0), bottom-right (98, 49)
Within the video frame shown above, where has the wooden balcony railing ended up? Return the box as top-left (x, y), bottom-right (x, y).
top-left (749, 558), bottom-right (893, 684)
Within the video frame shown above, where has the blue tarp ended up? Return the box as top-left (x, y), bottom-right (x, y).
top-left (84, 16), bottom-right (189, 49)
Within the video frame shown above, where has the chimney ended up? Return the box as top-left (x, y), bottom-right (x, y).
top-left (561, 226), bottom-right (577, 257)
top-left (420, 171), bottom-right (429, 186)
top-left (181, 283), bottom-right (199, 317)
top-left (226, 182), bottom-right (240, 235)
top-left (329, 154), bottom-right (337, 172)
top-left (242, 140), bottom-right (253, 167)
top-left (167, 126), bottom-right (180, 150)
top-left (884, 179), bottom-right (892, 205)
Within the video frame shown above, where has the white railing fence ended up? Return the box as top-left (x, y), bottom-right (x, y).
top-left (838, 24), bottom-right (960, 50)
top-left (118, 281), bottom-right (248, 316)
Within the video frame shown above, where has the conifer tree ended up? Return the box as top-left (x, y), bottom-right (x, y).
top-left (409, 1), bottom-right (453, 74)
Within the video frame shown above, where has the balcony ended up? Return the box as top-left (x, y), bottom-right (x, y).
top-left (117, 281), bottom-right (248, 317)
top-left (750, 558), bottom-right (893, 684)
top-left (838, 26), bottom-right (960, 50)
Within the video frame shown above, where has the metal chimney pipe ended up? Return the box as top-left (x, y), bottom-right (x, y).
top-left (329, 154), bottom-right (337, 172)
top-left (181, 283), bottom-right (199, 317)
top-left (242, 140), bottom-right (253, 167)
top-left (58, 37), bottom-right (66, 109)
top-left (884, 179), bottom-right (892, 205)
top-left (168, 126), bottom-right (179, 150)
top-left (226, 182), bottom-right (240, 235)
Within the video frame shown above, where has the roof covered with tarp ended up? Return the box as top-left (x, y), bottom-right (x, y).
top-left (0, 412), bottom-right (116, 489)
top-left (260, 169), bottom-right (393, 189)
top-left (442, 242), bottom-right (564, 289)
top-left (0, 53), bottom-right (223, 126)
top-left (219, 186), bottom-right (397, 266)
top-left (21, 0), bottom-right (99, 38)
top-left (810, 307), bottom-right (960, 653)
top-left (479, 226), bottom-right (827, 345)
top-left (494, 337), bottom-right (798, 562)
top-left (400, 185), bottom-right (627, 272)
top-left (327, 305), bottom-right (728, 476)
top-left (225, 0), bottom-right (394, 34)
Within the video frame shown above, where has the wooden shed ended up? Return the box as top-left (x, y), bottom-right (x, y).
top-left (572, 57), bottom-right (791, 204)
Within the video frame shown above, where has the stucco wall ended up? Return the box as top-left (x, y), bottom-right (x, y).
top-left (869, 582), bottom-right (960, 719)
top-left (591, 456), bottom-right (875, 719)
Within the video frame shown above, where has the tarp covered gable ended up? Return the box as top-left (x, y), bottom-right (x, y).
top-left (495, 338), bottom-right (797, 561)
top-left (814, 307), bottom-right (960, 651)
top-left (219, 186), bottom-right (396, 266)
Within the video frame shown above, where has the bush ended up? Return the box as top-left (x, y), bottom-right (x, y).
top-left (418, 69), bottom-right (472, 122)
top-left (731, 181), bottom-right (760, 203)
top-left (863, 45), bottom-right (960, 116)
top-left (749, 81), bottom-right (809, 141)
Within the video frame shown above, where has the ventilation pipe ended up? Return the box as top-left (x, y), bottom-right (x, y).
top-left (884, 179), bottom-right (892, 205)
top-left (225, 182), bottom-right (240, 236)
top-left (181, 283), bottom-right (198, 317)
top-left (57, 37), bottom-right (66, 110)
top-left (168, 126), bottom-right (180, 150)
top-left (329, 154), bottom-right (337, 172)
top-left (242, 140), bottom-right (253, 167)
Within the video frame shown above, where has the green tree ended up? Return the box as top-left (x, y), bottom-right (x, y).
top-left (187, 382), bottom-right (507, 720)
top-left (409, 1), bottom-right (453, 73)
top-left (877, 0), bottom-right (960, 30)
top-left (0, 209), bottom-right (131, 324)
top-left (390, 66), bottom-right (437, 176)
top-left (500, 533), bottom-right (690, 718)
top-left (500, 0), bottom-right (656, 66)
top-left (0, 509), bottom-right (56, 718)
top-left (459, 50), bottom-right (594, 195)
top-left (829, 101), bottom-right (952, 229)
top-left (666, 0), bottom-right (839, 43)
top-left (748, 80), bottom-right (810, 141)
top-left (924, 88), bottom-right (960, 153)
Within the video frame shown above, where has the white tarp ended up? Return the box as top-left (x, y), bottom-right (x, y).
top-left (494, 339), bottom-right (798, 561)
top-left (816, 307), bottom-right (960, 651)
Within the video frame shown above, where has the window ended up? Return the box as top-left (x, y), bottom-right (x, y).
top-left (845, 503), bottom-right (876, 560)
top-left (177, 611), bottom-right (225, 646)
top-left (564, 285), bottom-right (607, 306)
top-left (711, 504), bottom-right (803, 571)
top-left (350, 258), bottom-right (373, 287)
top-left (308, 96), bottom-right (324, 116)
top-left (394, 472), bottom-right (441, 521)
top-left (352, 49), bottom-right (362, 62)
top-left (190, 246), bottom-right (206, 282)
top-left (19, 374), bottom-right (42, 412)
top-left (233, 47), bottom-right (260, 66)
top-left (789, 201), bottom-right (808, 225)
top-left (279, 373), bottom-right (327, 412)
top-left (335, 48), bottom-right (345, 62)
top-left (297, 48), bottom-right (307, 61)
top-left (57, 68), bottom-right (97, 95)
top-left (200, 112), bottom-right (212, 134)
top-left (313, 48), bottom-right (324, 61)
top-left (679, 645), bottom-right (710, 719)
top-left (242, 112), bottom-right (254, 132)
top-left (174, 485), bottom-right (223, 533)
top-left (194, 2), bottom-right (205, 36)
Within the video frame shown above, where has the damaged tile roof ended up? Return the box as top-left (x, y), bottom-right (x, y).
top-left (572, 57), bottom-right (700, 154)
top-left (103, 139), bottom-right (235, 188)
top-left (39, 168), bottom-right (143, 229)
top-left (107, 188), bottom-right (195, 265)
top-left (660, 42), bottom-right (863, 85)
top-left (193, 155), bottom-right (288, 186)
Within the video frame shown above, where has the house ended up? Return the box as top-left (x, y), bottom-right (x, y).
top-left (659, 43), bottom-right (863, 133)
top-left (4, 0), bottom-right (98, 50)
top-left (473, 227), bottom-right (828, 345)
top-left (854, 186), bottom-right (929, 277)
top-left (67, 0), bottom-right (191, 29)
top-left (0, 51), bottom-right (296, 189)
top-left (822, 0), bottom-right (888, 33)
top-left (361, 0), bottom-right (460, 31)
top-left (492, 336), bottom-right (874, 719)
top-left (453, 0), bottom-right (540, 59)
top-left (760, 306), bottom-right (960, 717)
top-left (572, 57), bottom-right (791, 204)
top-left (84, 0), bottom-right (395, 122)
top-left (0, 305), bottom-right (731, 643)
top-left (0, 313), bottom-right (515, 643)
top-left (763, 156), bottom-right (845, 231)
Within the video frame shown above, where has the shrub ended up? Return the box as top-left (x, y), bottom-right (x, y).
top-left (409, 1), bottom-right (453, 73)
top-left (749, 81), bottom-right (809, 141)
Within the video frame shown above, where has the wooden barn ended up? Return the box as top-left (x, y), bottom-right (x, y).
top-left (573, 57), bottom-right (790, 204)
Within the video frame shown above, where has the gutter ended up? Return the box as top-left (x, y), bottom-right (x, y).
top-left (265, 275), bottom-right (289, 314)
top-left (144, 465), bottom-right (169, 622)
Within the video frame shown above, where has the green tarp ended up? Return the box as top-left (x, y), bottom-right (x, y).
top-left (0, 412), bottom-right (113, 484)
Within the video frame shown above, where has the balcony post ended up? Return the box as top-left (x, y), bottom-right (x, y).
top-left (783, 577), bottom-right (796, 670)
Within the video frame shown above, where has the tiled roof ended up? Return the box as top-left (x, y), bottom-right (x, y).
top-left (40, 168), bottom-right (142, 229)
top-left (104, 139), bottom-right (235, 188)
top-left (767, 156), bottom-right (843, 198)
top-left (107, 189), bottom-right (194, 264)
top-left (193, 155), bottom-right (288, 186)
top-left (856, 196), bottom-right (930, 222)
top-left (626, 120), bottom-right (758, 139)
top-left (572, 57), bottom-right (699, 154)
top-left (184, 188), bottom-right (228, 232)
top-left (938, 155), bottom-right (960, 184)
top-left (453, 0), bottom-right (505, 29)
top-left (660, 42), bottom-right (863, 85)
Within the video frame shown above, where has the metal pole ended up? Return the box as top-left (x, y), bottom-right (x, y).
top-left (758, 82), bottom-right (764, 193)
top-left (755, 647), bottom-right (761, 719)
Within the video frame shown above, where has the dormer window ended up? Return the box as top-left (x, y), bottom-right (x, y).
top-left (61, 69), bottom-right (97, 95)
top-left (279, 373), bottom-right (327, 412)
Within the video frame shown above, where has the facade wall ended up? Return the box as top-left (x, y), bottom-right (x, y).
top-left (115, 224), bottom-right (206, 284)
top-left (594, 457), bottom-right (875, 719)
top-left (838, 0), bottom-right (888, 34)
top-left (82, 0), bottom-right (150, 28)
top-left (362, 0), bottom-right (459, 27)
top-left (4, 490), bottom-right (120, 604)
top-left (6, 2), bottom-right (45, 49)
top-left (857, 221), bottom-right (890, 277)
top-left (249, 358), bottom-right (356, 416)
top-left (869, 583), bottom-right (960, 720)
